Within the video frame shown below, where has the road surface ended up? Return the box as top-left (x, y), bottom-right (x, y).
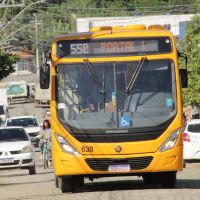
top-left (1, 102), bottom-right (200, 200)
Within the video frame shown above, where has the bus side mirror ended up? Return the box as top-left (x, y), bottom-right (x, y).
top-left (179, 69), bottom-right (188, 88)
top-left (178, 51), bottom-right (188, 88)
top-left (40, 64), bottom-right (50, 89)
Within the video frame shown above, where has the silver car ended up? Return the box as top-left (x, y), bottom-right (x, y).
top-left (0, 127), bottom-right (36, 175)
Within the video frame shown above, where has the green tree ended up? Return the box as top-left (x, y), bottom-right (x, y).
top-left (0, 49), bottom-right (20, 81)
top-left (182, 16), bottom-right (200, 106)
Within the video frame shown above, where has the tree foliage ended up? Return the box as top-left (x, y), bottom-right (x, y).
top-left (0, 49), bottom-right (20, 81)
top-left (0, 0), bottom-right (199, 86)
top-left (0, 0), bottom-right (199, 49)
top-left (181, 16), bottom-right (200, 106)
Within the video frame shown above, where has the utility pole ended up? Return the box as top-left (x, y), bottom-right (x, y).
top-left (34, 13), bottom-right (40, 75)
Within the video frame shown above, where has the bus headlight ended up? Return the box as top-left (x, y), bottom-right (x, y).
top-left (159, 129), bottom-right (180, 152)
top-left (55, 133), bottom-right (80, 156)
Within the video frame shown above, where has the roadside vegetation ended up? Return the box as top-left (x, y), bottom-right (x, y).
top-left (0, 0), bottom-right (199, 104)
top-left (181, 15), bottom-right (200, 107)
top-left (0, 49), bottom-right (20, 81)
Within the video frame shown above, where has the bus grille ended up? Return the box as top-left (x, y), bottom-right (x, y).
top-left (85, 156), bottom-right (153, 171)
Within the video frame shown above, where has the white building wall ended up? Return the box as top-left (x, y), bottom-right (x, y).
top-left (77, 14), bottom-right (198, 36)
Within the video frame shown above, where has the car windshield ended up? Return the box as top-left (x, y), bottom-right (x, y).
top-left (0, 128), bottom-right (29, 142)
top-left (6, 118), bottom-right (39, 127)
top-left (56, 60), bottom-right (176, 130)
top-left (188, 124), bottom-right (200, 133)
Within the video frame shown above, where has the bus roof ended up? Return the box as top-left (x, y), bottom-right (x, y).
top-left (53, 25), bottom-right (173, 42)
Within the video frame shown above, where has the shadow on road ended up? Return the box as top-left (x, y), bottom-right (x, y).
top-left (74, 178), bottom-right (200, 193)
top-left (177, 179), bottom-right (200, 189)
top-left (0, 168), bottom-right (53, 178)
top-left (75, 180), bottom-right (160, 193)
top-left (0, 179), bottom-right (53, 187)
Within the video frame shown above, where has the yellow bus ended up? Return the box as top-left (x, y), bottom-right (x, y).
top-left (40, 25), bottom-right (188, 192)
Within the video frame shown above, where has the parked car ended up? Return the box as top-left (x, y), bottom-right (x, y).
top-left (183, 119), bottom-right (200, 162)
top-left (5, 115), bottom-right (41, 147)
top-left (0, 127), bottom-right (36, 175)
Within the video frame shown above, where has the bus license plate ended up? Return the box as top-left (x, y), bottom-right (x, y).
top-left (0, 158), bottom-right (14, 163)
top-left (108, 164), bottom-right (130, 172)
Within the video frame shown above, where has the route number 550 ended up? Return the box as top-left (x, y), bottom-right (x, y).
top-left (70, 43), bottom-right (89, 55)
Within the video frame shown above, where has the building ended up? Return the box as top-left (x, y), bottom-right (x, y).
top-left (77, 14), bottom-right (199, 38)
top-left (10, 48), bottom-right (35, 75)
top-left (0, 47), bottom-right (38, 85)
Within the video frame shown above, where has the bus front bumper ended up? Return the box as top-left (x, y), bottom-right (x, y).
top-left (53, 146), bottom-right (183, 176)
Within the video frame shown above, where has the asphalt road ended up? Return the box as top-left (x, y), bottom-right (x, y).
top-left (1, 102), bottom-right (200, 200)
top-left (7, 102), bottom-right (49, 124)
top-left (1, 154), bottom-right (200, 200)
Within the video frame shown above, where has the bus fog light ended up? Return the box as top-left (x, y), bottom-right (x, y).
top-left (159, 129), bottom-right (180, 152)
top-left (55, 133), bottom-right (80, 156)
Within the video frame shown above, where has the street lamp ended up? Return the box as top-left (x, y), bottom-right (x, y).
top-left (0, 0), bottom-right (46, 34)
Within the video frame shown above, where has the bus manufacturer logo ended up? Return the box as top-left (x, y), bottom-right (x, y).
top-left (115, 146), bottom-right (122, 153)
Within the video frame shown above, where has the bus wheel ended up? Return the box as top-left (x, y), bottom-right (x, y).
top-left (58, 176), bottom-right (75, 193)
top-left (75, 176), bottom-right (84, 187)
top-left (158, 172), bottom-right (177, 188)
top-left (142, 174), bottom-right (155, 185)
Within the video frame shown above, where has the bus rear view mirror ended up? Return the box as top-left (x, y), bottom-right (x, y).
top-left (40, 64), bottom-right (50, 89)
top-left (179, 69), bottom-right (188, 88)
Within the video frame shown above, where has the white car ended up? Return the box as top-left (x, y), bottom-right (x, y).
top-left (5, 115), bottom-right (41, 147)
top-left (0, 127), bottom-right (36, 175)
top-left (183, 119), bottom-right (200, 161)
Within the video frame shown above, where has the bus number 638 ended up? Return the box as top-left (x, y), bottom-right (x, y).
top-left (81, 146), bottom-right (94, 152)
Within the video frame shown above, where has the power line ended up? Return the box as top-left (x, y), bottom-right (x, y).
top-left (0, 0), bottom-right (25, 8)
top-left (0, 0), bottom-right (46, 34)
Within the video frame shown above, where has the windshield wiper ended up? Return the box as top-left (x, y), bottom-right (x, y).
top-left (83, 59), bottom-right (105, 94)
top-left (126, 57), bottom-right (147, 93)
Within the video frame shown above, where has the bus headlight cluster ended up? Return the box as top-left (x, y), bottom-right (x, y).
top-left (159, 129), bottom-right (180, 152)
top-left (55, 133), bottom-right (80, 156)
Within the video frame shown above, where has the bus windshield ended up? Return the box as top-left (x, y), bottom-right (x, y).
top-left (56, 59), bottom-right (176, 131)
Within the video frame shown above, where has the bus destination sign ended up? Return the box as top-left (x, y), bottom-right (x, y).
top-left (56, 37), bottom-right (172, 58)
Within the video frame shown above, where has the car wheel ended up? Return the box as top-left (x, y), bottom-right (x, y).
top-left (7, 98), bottom-right (12, 105)
top-left (183, 160), bottom-right (186, 168)
top-left (29, 165), bottom-right (36, 175)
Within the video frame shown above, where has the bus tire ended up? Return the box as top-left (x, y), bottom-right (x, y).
top-left (158, 172), bottom-right (177, 188)
top-left (58, 176), bottom-right (75, 193)
top-left (142, 173), bottom-right (155, 185)
top-left (74, 176), bottom-right (84, 187)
